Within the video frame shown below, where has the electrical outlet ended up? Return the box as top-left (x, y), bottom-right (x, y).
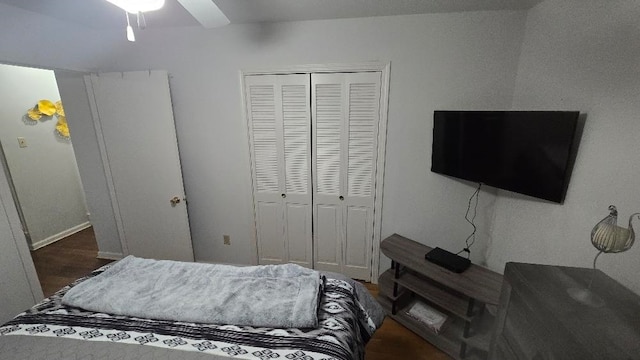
top-left (17, 137), bottom-right (27, 148)
top-left (223, 235), bottom-right (231, 245)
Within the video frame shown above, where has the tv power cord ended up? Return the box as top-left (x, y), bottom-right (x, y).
top-left (457, 182), bottom-right (482, 259)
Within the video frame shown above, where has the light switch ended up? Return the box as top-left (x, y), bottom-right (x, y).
top-left (17, 137), bottom-right (27, 148)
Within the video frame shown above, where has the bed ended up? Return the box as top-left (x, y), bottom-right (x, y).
top-left (0, 258), bottom-right (384, 360)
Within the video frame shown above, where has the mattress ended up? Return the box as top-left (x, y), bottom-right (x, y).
top-left (0, 265), bottom-right (381, 360)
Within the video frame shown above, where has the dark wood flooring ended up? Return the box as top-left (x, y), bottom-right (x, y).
top-left (29, 228), bottom-right (449, 359)
top-left (363, 283), bottom-right (451, 360)
top-left (30, 226), bottom-right (112, 297)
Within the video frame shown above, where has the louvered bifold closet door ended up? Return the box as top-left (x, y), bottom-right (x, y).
top-left (312, 72), bottom-right (382, 280)
top-left (245, 74), bottom-right (312, 267)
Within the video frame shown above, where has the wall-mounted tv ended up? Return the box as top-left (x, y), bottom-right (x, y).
top-left (431, 111), bottom-right (580, 203)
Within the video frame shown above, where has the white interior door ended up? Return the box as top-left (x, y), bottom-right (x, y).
top-left (86, 71), bottom-right (193, 262)
top-left (245, 74), bottom-right (312, 267)
top-left (312, 72), bottom-right (381, 281)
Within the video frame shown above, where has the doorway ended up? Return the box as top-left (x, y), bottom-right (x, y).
top-left (30, 227), bottom-right (111, 297)
top-left (0, 63), bottom-right (103, 296)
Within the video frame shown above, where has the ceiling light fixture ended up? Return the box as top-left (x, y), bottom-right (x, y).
top-left (125, 12), bottom-right (135, 42)
top-left (105, 0), bottom-right (165, 41)
top-left (105, 0), bottom-right (165, 14)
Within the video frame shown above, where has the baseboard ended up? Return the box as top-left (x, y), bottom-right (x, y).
top-left (97, 251), bottom-right (124, 260)
top-left (29, 221), bottom-right (92, 251)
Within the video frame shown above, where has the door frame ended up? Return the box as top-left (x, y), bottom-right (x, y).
top-left (0, 142), bottom-right (31, 244)
top-left (0, 128), bottom-right (44, 303)
top-left (83, 75), bottom-right (130, 256)
top-left (240, 61), bottom-right (390, 282)
top-left (0, 62), bottom-right (94, 305)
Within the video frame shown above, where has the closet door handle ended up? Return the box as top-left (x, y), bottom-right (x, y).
top-left (339, 196), bottom-right (344, 201)
top-left (281, 194), bottom-right (286, 198)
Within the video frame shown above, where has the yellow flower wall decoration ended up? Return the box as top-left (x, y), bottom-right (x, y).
top-left (25, 99), bottom-right (70, 140)
top-left (27, 107), bottom-right (42, 121)
top-left (37, 100), bottom-right (57, 116)
top-left (55, 101), bottom-right (65, 117)
top-left (56, 116), bottom-right (70, 138)
top-left (27, 100), bottom-right (56, 120)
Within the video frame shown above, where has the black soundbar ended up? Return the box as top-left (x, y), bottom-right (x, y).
top-left (425, 247), bottom-right (471, 273)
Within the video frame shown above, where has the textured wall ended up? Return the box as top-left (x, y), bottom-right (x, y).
top-left (487, 0), bottom-right (640, 293)
top-left (0, 3), bottom-right (527, 271)
top-left (103, 11), bottom-right (526, 267)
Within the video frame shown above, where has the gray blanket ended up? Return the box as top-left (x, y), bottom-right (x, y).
top-left (62, 256), bottom-right (323, 328)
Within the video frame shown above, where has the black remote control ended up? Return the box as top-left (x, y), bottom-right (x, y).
top-left (425, 247), bottom-right (471, 273)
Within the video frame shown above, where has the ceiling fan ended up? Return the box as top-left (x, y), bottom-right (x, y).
top-left (106, 0), bottom-right (229, 41)
top-left (172, 0), bottom-right (229, 28)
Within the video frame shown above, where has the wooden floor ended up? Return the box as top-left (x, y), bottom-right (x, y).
top-left (30, 228), bottom-right (449, 359)
top-left (363, 283), bottom-right (451, 360)
top-left (31, 227), bottom-right (112, 297)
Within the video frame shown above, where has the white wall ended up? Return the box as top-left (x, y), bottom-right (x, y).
top-left (0, 3), bottom-right (527, 271)
top-left (0, 64), bottom-right (89, 247)
top-left (106, 12), bottom-right (526, 267)
top-left (487, 0), bottom-right (640, 293)
top-left (2, 1), bottom-right (639, 299)
top-left (6, 1), bottom-right (639, 297)
top-left (0, 3), bottom-right (124, 72)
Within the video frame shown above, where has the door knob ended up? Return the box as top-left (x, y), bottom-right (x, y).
top-left (281, 193), bottom-right (286, 198)
top-left (170, 196), bottom-right (181, 206)
top-left (339, 196), bottom-right (344, 201)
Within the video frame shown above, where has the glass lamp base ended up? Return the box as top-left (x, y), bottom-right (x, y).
top-left (567, 287), bottom-right (605, 307)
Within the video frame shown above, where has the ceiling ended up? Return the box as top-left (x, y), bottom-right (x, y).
top-left (0, 0), bottom-right (544, 29)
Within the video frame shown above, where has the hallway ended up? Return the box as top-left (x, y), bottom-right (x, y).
top-left (30, 227), bottom-right (112, 297)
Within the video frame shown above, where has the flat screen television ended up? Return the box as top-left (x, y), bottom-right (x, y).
top-left (431, 111), bottom-right (580, 203)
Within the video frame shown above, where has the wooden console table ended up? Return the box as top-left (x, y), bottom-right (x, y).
top-left (378, 234), bottom-right (503, 360)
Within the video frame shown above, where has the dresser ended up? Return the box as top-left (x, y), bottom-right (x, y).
top-left (489, 263), bottom-right (640, 359)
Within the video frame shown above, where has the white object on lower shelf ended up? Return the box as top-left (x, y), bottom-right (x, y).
top-left (406, 301), bottom-right (448, 334)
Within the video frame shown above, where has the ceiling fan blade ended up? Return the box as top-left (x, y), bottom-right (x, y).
top-left (176, 0), bottom-right (229, 28)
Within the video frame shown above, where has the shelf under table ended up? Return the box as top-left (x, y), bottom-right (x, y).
top-left (378, 295), bottom-right (487, 360)
top-left (380, 268), bottom-right (476, 321)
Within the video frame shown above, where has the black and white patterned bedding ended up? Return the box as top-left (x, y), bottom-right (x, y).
top-left (0, 267), bottom-right (377, 360)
